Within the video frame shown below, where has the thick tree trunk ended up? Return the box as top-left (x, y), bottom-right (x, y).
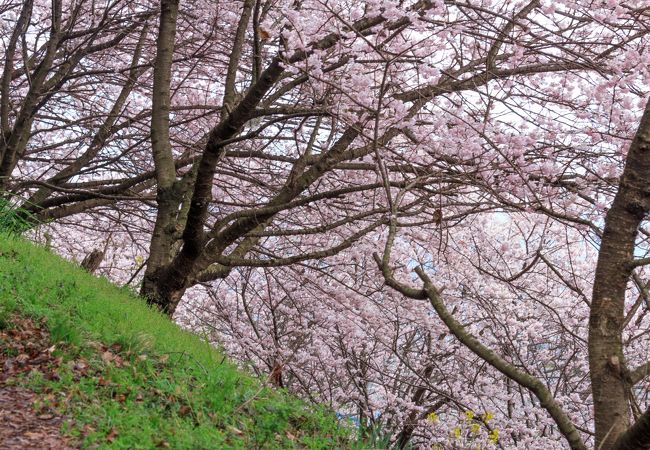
top-left (141, 266), bottom-right (188, 316)
top-left (589, 101), bottom-right (650, 449)
top-left (613, 407), bottom-right (650, 450)
top-left (141, 0), bottom-right (182, 313)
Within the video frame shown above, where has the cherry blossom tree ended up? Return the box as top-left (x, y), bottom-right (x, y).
top-left (0, 0), bottom-right (155, 205)
top-left (140, 0), bottom-right (649, 318)
top-left (3, 0), bottom-right (650, 449)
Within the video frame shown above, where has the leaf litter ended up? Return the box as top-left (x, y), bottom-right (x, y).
top-left (0, 315), bottom-right (73, 449)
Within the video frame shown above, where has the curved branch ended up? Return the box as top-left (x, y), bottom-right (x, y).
top-left (374, 249), bottom-right (586, 450)
top-left (412, 266), bottom-right (586, 450)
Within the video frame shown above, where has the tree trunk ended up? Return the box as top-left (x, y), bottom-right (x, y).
top-left (141, 0), bottom-right (182, 312)
top-left (141, 265), bottom-right (188, 316)
top-left (589, 100), bottom-right (650, 449)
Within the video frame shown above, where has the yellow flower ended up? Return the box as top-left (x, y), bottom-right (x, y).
top-left (465, 410), bottom-right (475, 420)
top-left (135, 255), bottom-right (144, 265)
top-left (452, 426), bottom-right (461, 439)
top-left (470, 423), bottom-right (480, 434)
top-left (488, 429), bottom-right (499, 443)
top-left (482, 411), bottom-right (494, 422)
top-left (427, 412), bottom-right (439, 423)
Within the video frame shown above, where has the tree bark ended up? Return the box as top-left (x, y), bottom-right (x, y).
top-left (588, 100), bottom-right (650, 449)
top-left (141, 0), bottom-right (182, 309)
top-left (613, 407), bottom-right (650, 450)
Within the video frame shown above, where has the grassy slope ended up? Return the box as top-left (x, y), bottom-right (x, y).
top-left (0, 234), bottom-right (358, 449)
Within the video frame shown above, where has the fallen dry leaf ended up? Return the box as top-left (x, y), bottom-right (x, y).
top-left (178, 404), bottom-right (192, 416)
top-left (101, 351), bottom-right (115, 364)
top-left (72, 360), bottom-right (88, 372)
top-left (227, 425), bottom-right (244, 436)
top-left (0, 315), bottom-right (73, 449)
top-left (106, 427), bottom-right (118, 442)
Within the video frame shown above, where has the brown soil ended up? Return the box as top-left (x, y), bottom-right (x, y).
top-left (0, 316), bottom-right (74, 449)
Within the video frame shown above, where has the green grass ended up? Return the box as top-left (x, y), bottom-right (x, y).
top-left (0, 233), bottom-right (359, 449)
top-left (0, 196), bottom-right (34, 234)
